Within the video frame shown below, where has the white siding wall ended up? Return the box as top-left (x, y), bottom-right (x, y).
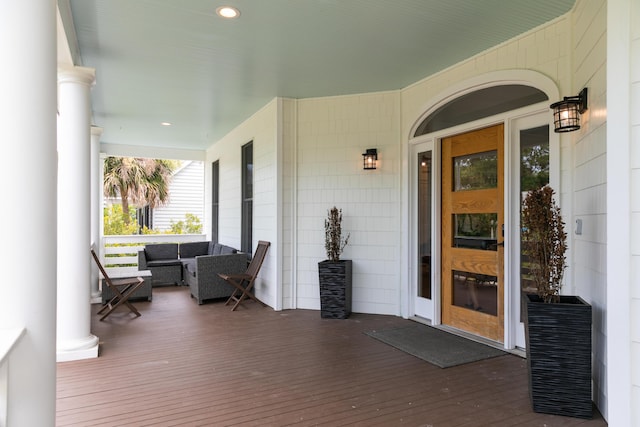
top-left (294, 92), bottom-right (402, 315)
top-left (253, 102), bottom-right (280, 309)
top-left (401, 16), bottom-right (572, 135)
top-left (281, 98), bottom-right (297, 309)
top-left (570, 0), bottom-right (608, 416)
top-left (205, 100), bottom-right (279, 309)
top-left (152, 161), bottom-right (204, 231)
top-left (632, 0), bottom-right (640, 421)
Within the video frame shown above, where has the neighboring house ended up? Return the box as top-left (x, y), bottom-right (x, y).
top-left (146, 161), bottom-right (204, 232)
top-left (104, 160), bottom-right (204, 233)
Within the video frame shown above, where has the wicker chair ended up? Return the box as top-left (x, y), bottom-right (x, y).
top-left (181, 243), bottom-right (247, 304)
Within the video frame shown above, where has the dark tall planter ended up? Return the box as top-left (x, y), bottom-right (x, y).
top-left (524, 294), bottom-right (593, 419)
top-left (318, 260), bottom-right (352, 319)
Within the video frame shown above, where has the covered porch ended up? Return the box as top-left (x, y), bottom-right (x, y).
top-left (57, 287), bottom-right (606, 426)
top-left (3, 0), bottom-right (638, 424)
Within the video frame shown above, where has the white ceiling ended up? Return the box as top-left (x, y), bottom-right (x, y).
top-left (62, 0), bottom-right (575, 151)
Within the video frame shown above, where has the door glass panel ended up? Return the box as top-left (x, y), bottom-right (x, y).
top-left (452, 270), bottom-right (498, 315)
top-left (519, 125), bottom-right (549, 314)
top-left (453, 213), bottom-right (498, 250)
top-left (454, 151), bottom-right (497, 191)
top-left (418, 152), bottom-right (432, 299)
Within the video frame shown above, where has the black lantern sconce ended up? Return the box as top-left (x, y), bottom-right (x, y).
top-left (550, 88), bottom-right (588, 133)
top-left (362, 148), bottom-right (378, 170)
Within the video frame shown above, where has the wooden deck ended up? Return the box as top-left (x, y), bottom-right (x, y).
top-left (57, 287), bottom-right (607, 426)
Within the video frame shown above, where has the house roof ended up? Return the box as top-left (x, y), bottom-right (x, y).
top-left (60, 0), bottom-right (575, 151)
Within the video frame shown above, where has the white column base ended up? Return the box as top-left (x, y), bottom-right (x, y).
top-left (56, 334), bottom-right (99, 362)
top-left (90, 292), bottom-right (102, 304)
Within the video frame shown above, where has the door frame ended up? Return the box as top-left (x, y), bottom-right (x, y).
top-left (410, 139), bottom-right (440, 322)
top-left (409, 118), bottom-right (517, 347)
top-left (406, 72), bottom-right (561, 349)
top-left (408, 114), bottom-right (559, 349)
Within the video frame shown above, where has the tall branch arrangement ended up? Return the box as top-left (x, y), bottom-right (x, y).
top-left (521, 186), bottom-right (567, 303)
top-left (324, 207), bottom-right (350, 262)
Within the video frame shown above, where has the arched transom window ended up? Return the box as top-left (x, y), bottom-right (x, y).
top-left (414, 84), bottom-right (548, 137)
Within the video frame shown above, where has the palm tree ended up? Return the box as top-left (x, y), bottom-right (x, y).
top-left (103, 157), bottom-right (175, 226)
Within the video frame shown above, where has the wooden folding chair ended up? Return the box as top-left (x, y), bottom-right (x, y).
top-left (91, 248), bottom-right (145, 321)
top-left (218, 241), bottom-right (270, 311)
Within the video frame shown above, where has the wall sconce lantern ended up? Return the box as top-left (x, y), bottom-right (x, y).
top-left (362, 148), bottom-right (378, 170)
top-left (550, 88), bottom-right (588, 133)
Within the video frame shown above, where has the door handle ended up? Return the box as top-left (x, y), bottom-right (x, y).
top-left (496, 241), bottom-right (505, 247)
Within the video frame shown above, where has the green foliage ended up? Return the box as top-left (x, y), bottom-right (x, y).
top-left (169, 213), bottom-right (203, 234)
top-left (103, 157), bottom-right (175, 225)
top-left (103, 204), bottom-right (202, 235)
top-left (456, 153), bottom-right (497, 190)
top-left (140, 226), bottom-right (160, 235)
top-left (521, 143), bottom-right (549, 192)
top-left (103, 204), bottom-right (138, 235)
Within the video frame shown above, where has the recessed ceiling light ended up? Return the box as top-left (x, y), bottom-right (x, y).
top-left (161, 122), bottom-right (172, 126)
top-left (216, 6), bottom-right (240, 19)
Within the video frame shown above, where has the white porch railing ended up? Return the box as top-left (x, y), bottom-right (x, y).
top-left (101, 234), bottom-right (207, 277)
top-left (0, 328), bottom-right (26, 427)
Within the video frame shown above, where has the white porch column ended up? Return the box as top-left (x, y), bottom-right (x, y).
top-left (57, 65), bottom-right (99, 362)
top-left (0, 1), bottom-right (57, 426)
top-left (606, 0), bottom-right (633, 424)
top-left (90, 126), bottom-right (103, 302)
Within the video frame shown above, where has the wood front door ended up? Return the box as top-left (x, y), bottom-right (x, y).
top-left (441, 124), bottom-right (504, 342)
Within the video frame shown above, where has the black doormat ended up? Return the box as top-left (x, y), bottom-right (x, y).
top-left (365, 324), bottom-right (506, 368)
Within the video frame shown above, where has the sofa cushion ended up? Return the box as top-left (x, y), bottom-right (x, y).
top-left (180, 241), bottom-right (210, 259)
top-left (144, 243), bottom-right (178, 261)
top-left (207, 242), bottom-right (238, 255)
top-left (219, 244), bottom-right (237, 255)
top-left (147, 259), bottom-right (182, 267)
top-left (208, 242), bottom-right (221, 255)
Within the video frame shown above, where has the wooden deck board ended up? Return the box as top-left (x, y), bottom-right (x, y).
top-left (57, 287), bottom-right (607, 426)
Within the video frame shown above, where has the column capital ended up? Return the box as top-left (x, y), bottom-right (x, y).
top-left (57, 65), bottom-right (96, 87)
top-left (91, 126), bottom-right (104, 137)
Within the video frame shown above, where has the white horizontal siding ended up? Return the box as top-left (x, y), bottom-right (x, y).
top-left (294, 92), bottom-right (402, 316)
top-left (152, 161), bottom-right (204, 231)
top-left (627, 0), bottom-right (640, 424)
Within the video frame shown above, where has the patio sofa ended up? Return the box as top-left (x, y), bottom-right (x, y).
top-left (180, 242), bottom-right (247, 304)
top-left (138, 243), bottom-right (183, 286)
top-left (138, 241), bottom-right (247, 304)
